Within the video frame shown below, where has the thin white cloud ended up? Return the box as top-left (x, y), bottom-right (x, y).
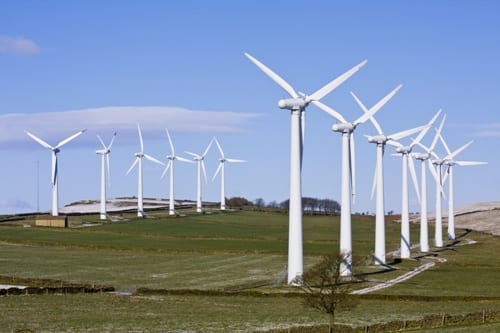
top-left (0, 35), bottom-right (40, 55)
top-left (474, 123), bottom-right (500, 137)
top-left (0, 106), bottom-right (261, 147)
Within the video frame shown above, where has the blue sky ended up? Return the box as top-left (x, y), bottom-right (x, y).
top-left (0, 1), bottom-right (498, 215)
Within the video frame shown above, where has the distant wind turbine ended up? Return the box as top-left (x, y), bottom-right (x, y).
top-left (25, 129), bottom-right (87, 216)
top-left (96, 132), bottom-right (116, 220)
top-left (161, 129), bottom-right (193, 216)
top-left (313, 84), bottom-right (402, 276)
top-left (412, 113), bottom-right (446, 252)
top-left (352, 93), bottom-right (426, 265)
top-left (126, 124), bottom-right (164, 218)
top-left (212, 138), bottom-right (246, 211)
top-left (439, 136), bottom-right (487, 240)
top-left (388, 110), bottom-right (440, 259)
top-left (185, 139), bottom-right (214, 213)
top-left (245, 52), bottom-right (367, 284)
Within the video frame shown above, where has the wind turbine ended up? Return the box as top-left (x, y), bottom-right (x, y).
top-left (126, 124), bottom-right (164, 218)
top-left (412, 113), bottom-right (446, 252)
top-left (185, 139), bottom-right (214, 213)
top-left (388, 110), bottom-right (440, 259)
top-left (96, 132), bottom-right (116, 220)
top-left (245, 52), bottom-right (367, 284)
top-left (429, 152), bottom-right (447, 247)
top-left (312, 84), bottom-right (402, 276)
top-left (160, 129), bottom-right (193, 216)
top-left (352, 94), bottom-right (427, 265)
top-left (439, 136), bottom-right (487, 240)
top-left (212, 138), bottom-right (246, 211)
top-left (25, 129), bottom-right (87, 216)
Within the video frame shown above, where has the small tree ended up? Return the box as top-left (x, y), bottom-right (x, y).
top-left (294, 252), bottom-right (359, 333)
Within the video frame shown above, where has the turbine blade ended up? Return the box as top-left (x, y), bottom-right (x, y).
top-left (166, 129), bottom-right (175, 155)
top-left (386, 140), bottom-right (403, 148)
top-left (97, 135), bottom-right (107, 149)
top-left (410, 109), bottom-right (442, 148)
top-left (185, 151), bottom-right (200, 159)
top-left (126, 158), bottom-right (139, 175)
top-left (108, 132), bottom-right (117, 150)
top-left (307, 59), bottom-right (368, 102)
top-left (212, 162), bottom-right (223, 181)
top-left (55, 129), bottom-right (86, 149)
top-left (226, 158), bottom-right (247, 163)
top-left (388, 125), bottom-right (427, 141)
top-left (350, 132), bottom-right (356, 204)
top-left (429, 114), bottom-right (446, 151)
top-left (201, 161), bottom-right (208, 183)
top-left (408, 155), bottom-right (420, 204)
top-left (439, 133), bottom-right (452, 156)
top-left (144, 154), bottom-right (165, 166)
top-left (352, 84), bottom-right (403, 126)
top-left (448, 140), bottom-right (474, 160)
top-left (137, 124), bottom-right (144, 153)
top-left (203, 138), bottom-right (214, 157)
top-left (244, 52), bottom-right (298, 98)
top-left (52, 154), bottom-right (57, 186)
top-left (370, 164), bottom-right (377, 201)
top-left (161, 160), bottom-right (172, 179)
top-left (177, 156), bottom-right (194, 163)
top-left (214, 137), bottom-right (224, 158)
top-left (25, 131), bottom-right (53, 149)
top-left (455, 160), bottom-right (488, 166)
top-left (311, 100), bottom-right (347, 123)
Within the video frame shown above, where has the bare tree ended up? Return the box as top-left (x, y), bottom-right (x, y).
top-left (294, 252), bottom-right (359, 333)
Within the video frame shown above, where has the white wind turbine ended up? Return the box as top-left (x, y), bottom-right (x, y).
top-left (312, 84), bottom-right (402, 276)
top-left (439, 136), bottom-right (487, 240)
top-left (212, 138), bottom-right (247, 211)
top-left (126, 124), bottom-right (164, 218)
top-left (245, 52), bottom-right (367, 284)
top-left (412, 113), bottom-right (446, 252)
top-left (160, 129), bottom-right (193, 216)
top-left (185, 139), bottom-right (214, 213)
top-left (389, 110), bottom-right (440, 259)
top-left (352, 94), bottom-right (427, 265)
top-left (25, 129), bottom-right (87, 216)
top-left (429, 152), bottom-right (447, 247)
top-left (96, 132), bottom-right (116, 220)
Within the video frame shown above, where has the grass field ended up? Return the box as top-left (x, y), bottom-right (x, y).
top-left (0, 208), bottom-right (499, 332)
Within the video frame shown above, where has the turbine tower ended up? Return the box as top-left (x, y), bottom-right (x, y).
top-left (245, 52), bottom-right (367, 284)
top-left (388, 110), bottom-right (440, 259)
top-left (161, 129), bottom-right (193, 216)
top-left (439, 137), bottom-right (487, 240)
top-left (412, 113), bottom-right (446, 252)
top-left (312, 84), bottom-right (402, 276)
top-left (352, 94), bottom-right (426, 265)
top-left (212, 138), bottom-right (246, 211)
top-left (126, 124), bottom-right (164, 218)
top-left (185, 139), bottom-right (214, 213)
top-left (96, 132), bottom-right (116, 220)
top-left (25, 129), bottom-right (87, 216)
top-left (430, 154), bottom-right (446, 247)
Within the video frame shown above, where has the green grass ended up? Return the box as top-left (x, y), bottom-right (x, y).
top-left (0, 209), bottom-right (499, 332)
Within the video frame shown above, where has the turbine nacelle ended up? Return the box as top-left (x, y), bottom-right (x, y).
top-left (368, 135), bottom-right (387, 144)
top-left (96, 149), bottom-right (110, 155)
top-left (396, 146), bottom-right (412, 154)
top-left (413, 152), bottom-right (430, 160)
top-left (135, 152), bottom-right (144, 158)
top-left (332, 123), bottom-right (354, 133)
top-left (278, 98), bottom-right (307, 110)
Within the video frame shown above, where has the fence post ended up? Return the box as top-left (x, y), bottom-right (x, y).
top-left (483, 310), bottom-right (486, 323)
top-left (441, 313), bottom-right (446, 326)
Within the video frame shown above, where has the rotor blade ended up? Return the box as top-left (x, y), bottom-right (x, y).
top-left (429, 114), bottom-right (446, 151)
top-left (388, 125), bottom-right (427, 141)
top-left (52, 153), bottom-right (57, 186)
top-left (177, 156), bottom-right (194, 163)
top-left (448, 140), bottom-right (473, 160)
top-left (212, 162), bottom-right (223, 181)
top-left (97, 135), bottom-right (107, 149)
top-left (203, 138), bottom-right (214, 157)
top-left (185, 151), bottom-right (201, 159)
top-left (350, 132), bottom-right (356, 204)
top-left (428, 160), bottom-right (445, 198)
top-left (455, 160), bottom-right (488, 166)
top-left (386, 140), bottom-right (403, 148)
top-left (161, 160), bottom-right (172, 179)
top-left (351, 92), bottom-right (383, 136)
top-left (439, 133), bottom-right (452, 156)
top-left (244, 52), bottom-right (298, 98)
top-left (214, 137), bottom-right (224, 158)
top-left (413, 140), bottom-right (430, 153)
top-left (144, 154), bottom-right (165, 166)
top-left (226, 158), bottom-right (247, 163)
top-left (201, 161), bottom-right (208, 183)
top-left (126, 158), bottom-right (139, 175)
top-left (310, 100), bottom-right (347, 123)
top-left (25, 131), bottom-right (53, 149)
top-left (108, 132), bottom-right (117, 150)
top-left (408, 155), bottom-right (421, 204)
top-left (55, 129), bottom-right (87, 149)
top-left (410, 109), bottom-right (442, 148)
top-left (137, 124), bottom-right (144, 153)
top-left (166, 129), bottom-right (175, 155)
top-left (370, 164), bottom-right (377, 201)
top-left (307, 59), bottom-right (368, 102)
top-left (352, 84), bottom-right (403, 126)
